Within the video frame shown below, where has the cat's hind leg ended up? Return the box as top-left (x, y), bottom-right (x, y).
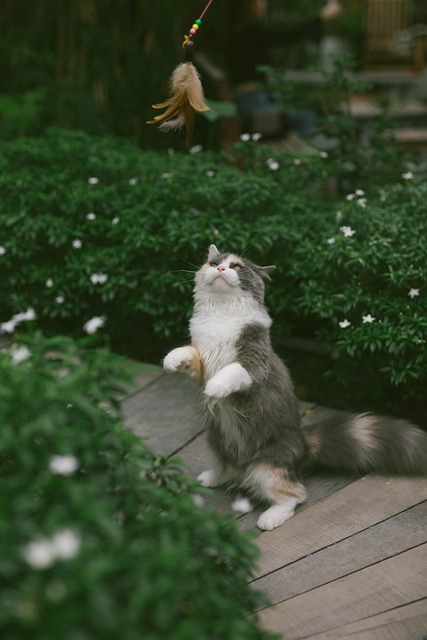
top-left (197, 461), bottom-right (241, 489)
top-left (163, 345), bottom-right (203, 381)
top-left (242, 464), bottom-right (307, 531)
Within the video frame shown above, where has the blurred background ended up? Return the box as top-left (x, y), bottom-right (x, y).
top-left (1, 0), bottom-right (427, 148)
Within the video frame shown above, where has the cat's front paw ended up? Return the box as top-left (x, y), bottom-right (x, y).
top-left (163, 346), bottom-right (202, 380)
top-left (204, 363), bottom-right (252, 398)
top-left (204, 377), bottom-right (232, 399)
top-left (163, 347), bottom-right (192, 372)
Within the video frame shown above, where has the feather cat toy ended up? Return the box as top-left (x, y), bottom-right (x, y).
top-left (146, 1), bottom-right (214, 149)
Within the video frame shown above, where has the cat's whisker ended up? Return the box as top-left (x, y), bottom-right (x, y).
top-left (170, 269), bottom-right (197, 275)
top-left (239, 244), bottom-right (255, 259)
top-left (172, 277), bottom-right (195, 288)
top-left (176, 256), bottom-right (200, 270)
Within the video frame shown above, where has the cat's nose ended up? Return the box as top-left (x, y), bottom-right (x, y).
top-left (217, 265), bottom-right (226, 272)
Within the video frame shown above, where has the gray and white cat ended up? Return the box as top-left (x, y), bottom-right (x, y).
top-left (164, 245), bottom-right (427, 530)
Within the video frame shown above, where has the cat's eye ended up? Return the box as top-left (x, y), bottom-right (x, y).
top-left (231, 264), bottom-right (242, 271)
top-left (209, 262), bottom-right (218, 268)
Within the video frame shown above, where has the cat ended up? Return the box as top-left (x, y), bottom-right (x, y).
top-left (163, 244), bottom-right (427, 530)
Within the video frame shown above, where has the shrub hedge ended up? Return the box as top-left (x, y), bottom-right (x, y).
top-left (0, 128), bottom-right (426, 418)
top-left (0, 331), bottom-right (277, 640)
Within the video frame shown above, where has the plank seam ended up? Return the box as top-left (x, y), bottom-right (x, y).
top-left (249, 500), bottom-right (427, 588)
top-left (295, 596), bottom-right (427, 640)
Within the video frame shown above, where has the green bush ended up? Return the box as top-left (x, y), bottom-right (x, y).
top-left (0, 331), bottom-right (276, 640)
top-left (0, 128), bottom-right (328, 350)
top-left (0, 128), bottom-right (425, 418)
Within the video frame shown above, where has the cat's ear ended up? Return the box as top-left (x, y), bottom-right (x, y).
top-left (258, 265), bottom-right (276, 279)
top-left (208, 244), bottom-right (220, 262)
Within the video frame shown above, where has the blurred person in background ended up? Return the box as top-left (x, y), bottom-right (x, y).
top-left (226, 0), bottom-right (343, 138)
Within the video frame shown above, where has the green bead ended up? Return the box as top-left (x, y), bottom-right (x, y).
top-left (195, 19), bottom-right (202, 26)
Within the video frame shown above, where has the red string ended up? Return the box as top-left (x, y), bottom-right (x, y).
top-left (198, 0), bottom-right (214, 21)
top-left (183, 0), bottom-right (215, 47)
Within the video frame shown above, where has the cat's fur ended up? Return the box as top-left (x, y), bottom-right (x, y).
top-left (164, 245), bottom-right (427, 530)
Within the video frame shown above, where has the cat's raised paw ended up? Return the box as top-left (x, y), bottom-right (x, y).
top-left (204, 377), bottom-right (231, 399)
top-left (163, 346), bottom-right (202, 380)
top-left (163, 347), bottom-right (193, 372)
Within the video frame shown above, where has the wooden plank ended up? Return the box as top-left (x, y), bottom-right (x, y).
top-left (252, 501), bottom-right (427, 604)
top-left (308, 598), bottom-right (427, 640)
top-left (258, 544), bottom-right (427, 639)
top-left (122, 373), bottom-right (203, 457)
top-left (253, 475), bottom-right (427, 578)
top-left (115, 359), bottom-right (162, 400)
top-left (174, 431), bottom-right (236, 515)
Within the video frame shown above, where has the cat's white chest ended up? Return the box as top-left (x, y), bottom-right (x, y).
top-left (190, 297), bottom-right (271, 379)
top-left (190, 311), bottom-right (241, 377)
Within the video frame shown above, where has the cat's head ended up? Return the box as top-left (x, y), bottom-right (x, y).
top-left (194, 244), bottom-right (275, 304)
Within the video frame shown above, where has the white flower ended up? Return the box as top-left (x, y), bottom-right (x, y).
top-left (83, 316), bottom-right (106, 334)
top-left (335, 211), bottom-right (343, 221)
top-left (345, 193), bottom-right (355, 201)
top-left (13, 308), bottom-right (36, 323)
top-left (49, 455), bottom-right (79, 475)
top-left (11, 345), bottom-right (31, 365)
top-left (339, 319), bottom-right (351, 328)
top-left (319, 151), bottom-right (328, 158)
top-left (340, 226), bottom-right (356, 237)
top-left (129, 178), bottom-right (137, 185)
top-left (46, 278), bottom-right (53, 288)
top-left (1, 308), bottom-right (36, 334)
top-left (252, 132), bottom-right (262, 141)
top-left (161, 172), bottom-right (172, 179)
top-left (231, 497), bottom-right (253, 513)
top-left (362, 314), bottom-right (376, 323)
top-left (23, 529), bottom-right (81, 570)
top-left (356, 198), bottom-right (367, 208)
top-left (327, 237), bottom-right (336, 244)
top-left (72, 239), bottom-right (82, 249)
top-left (266, 158), bottom-right (279, 171)
top-left (240, 133), bottom-right (251, 141)
top-left (51, 529), bottom-right (81, 560)
top-left (0, 320), bottom-right (16, 333)
top-left (189, 144), bottom-right (202, 154)
top-left (402, 171), bottom-right (414, 180)
top-left (112, 216), bottom-right (120, 225)
top-left (294, 158), bottom-right (301, 165)
top-left (23, 538), bottom-right (56, 570)
top-left (206, 170), bottom-right (215, 177)
top-left (90, 273), bottom-right (108, 285)
top-left (408, 288), bottom-right (420, 298)
top-left (192, 494), bottom-right (205, 508)
top-left (88, 177), bottom-right (99, 185)
top-left (355, 189), bottom-right (365, 196)
top-left (86, 212), bottom-right (96, 221)
top-left (55, 296), bottom-right (64, 304)
top-left (0, 246), bottom-right (6, 255)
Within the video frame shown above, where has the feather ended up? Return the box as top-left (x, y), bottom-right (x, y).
top-left (147, 62), bottom-right (210, 149)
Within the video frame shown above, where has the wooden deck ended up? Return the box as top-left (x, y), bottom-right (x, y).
top-left (121, 367), bottom-right (427, 640)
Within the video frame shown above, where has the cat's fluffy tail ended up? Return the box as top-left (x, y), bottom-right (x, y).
top-left (303, 411), bottom-right (427, 475)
